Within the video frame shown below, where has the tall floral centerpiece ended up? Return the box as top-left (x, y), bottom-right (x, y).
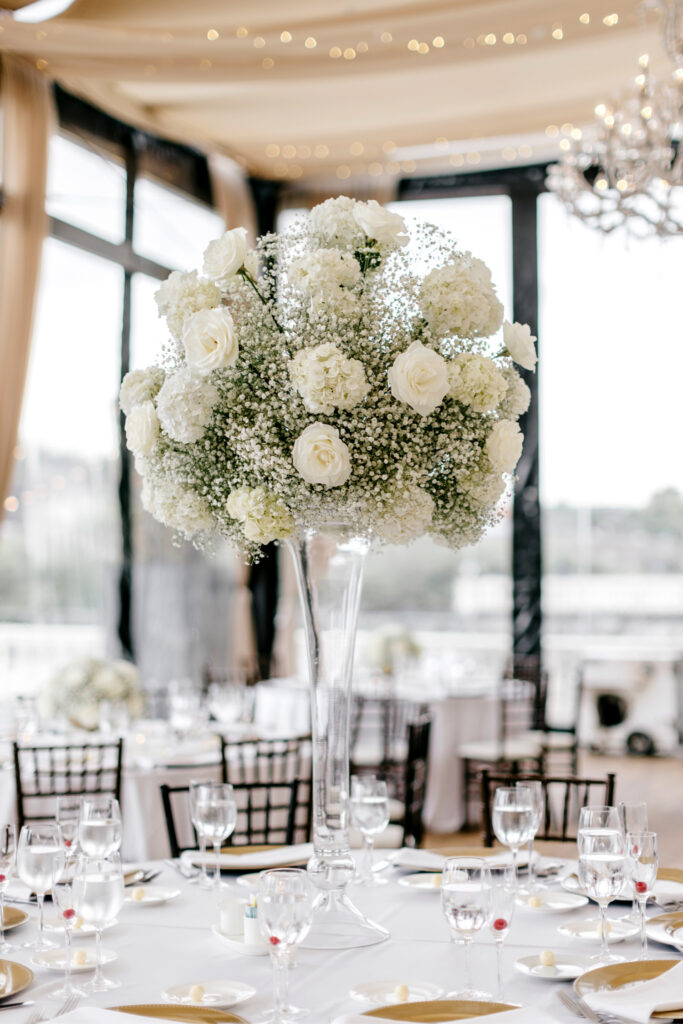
top-left (121, 196), bottom-right (536, 947)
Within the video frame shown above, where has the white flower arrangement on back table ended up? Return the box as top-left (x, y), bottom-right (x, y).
top-left (120, 196), bottom-right (536, 559)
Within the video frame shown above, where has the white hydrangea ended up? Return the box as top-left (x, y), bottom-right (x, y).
top-left (462, 468), bottom-right (507, 506)
top-left (142, 477), bottom-right (214, 537)
top-left (448, 352), bottom-right (507, 413)
top-left (420, 256), bottom-right (504, 339)
top-left (486, 419), bottom-right (524, 473)
top-left (288, 250), bottom-right (361, 314)
top-left (124, 400), bottom-right (159, 457)
top-left (155, 271), bottom-right (221, 341)
top-left (309, 195), bottom-right (366, 250)
top-left (227, 485), bottom-right (295, 544)
top-left (227, 486), bottom-right (251, 521)
top-left (119, 367), bottom-right (165, 415)
top-left (377, 484), bottom-right (434, 545)
top-left (499, 368), bottom-right (531, 418)
top-left (289, 343), bottom-right (369, 415)
top-left (353, 200), bottom-right (408, 250)
top-left (202, 227), bottom-right (248, 287)
top-left (156, 368), bottom-right (218, 443)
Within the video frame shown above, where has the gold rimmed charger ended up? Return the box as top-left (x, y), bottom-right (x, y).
top-left (574, 959), bottom-right (683, 1021)
top-left (211, 844), bottom-right (308, 872)
top-left (363, 999), bottom-right (518, 1020)
top-left (658, 868), bottom-right (683, 886)
top-left (1, 907), bottom-right (29, 931)
top-left (112, 1005), bottom-right (247, 1022)
top-left (0, 958), bottom-right (34, 1000)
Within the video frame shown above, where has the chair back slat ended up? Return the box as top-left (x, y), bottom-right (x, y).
top-left (402, 716), bottom-right (432, 848)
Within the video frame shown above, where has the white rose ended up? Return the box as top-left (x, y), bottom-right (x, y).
top-left (125, 401), bottom-right (159, 456)
top-left (202, 228), bottom-right (248, 287)
top-left (387, 340), bottom-right (449, 417)
top-left (503, 320), bottom-right (537, 371)
top-left (486, 420), bottom-right (524, 473)
top-left (292, 423), bottom-right (351, 488)
top-left (182, 307), bottom-right (239, 374)
top-left (227, 487), bottom-right (251, 521)
top-left (353, 200), bottom-right (408, 248)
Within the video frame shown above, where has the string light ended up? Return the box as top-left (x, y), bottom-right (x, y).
top-left (503, 32), bottom-right (515, 44)
top-left (343, 47), bottom-right (356, 59)
top-left (380, 31), bottom-right (393, 43)
top-left (329, 46), bottom-right (341, 58)
top-left (552, 27), bottom-right (564, 40)
top-left (603, 13), bottom-right (619, 26)
top-left (4, 497), bottom-right (18, 513)
top-left (433, 36), bottom-right (445, 47)
top-left (305, 36), bottom-right (317, 48)
top-left (349, 141), bottom-right (365, 155)
top-left (579, 12), bottom-right (590, 24)
top-left (265, 144), bottom-right (280, 157)
top-left (206, 28), bottom-right (219, 41)
top-left (262, 57), bottom-right (275, 69)
top-left (236, 26), bottom-right (249, 38)
top-left (282, 144), bottom-right (296, 158)
top-left (484, 33), bottom-right (496, 45)
top-left (280, 30), bottom-right (292, 43)
top-left (357, 41), bottom-right (369, 53)
top-left (253, 36), bottom-right (265, 48)
top-left (314, 144), bottom-right (329, 158)
top-left (336, 165), bottom-right (351, 179)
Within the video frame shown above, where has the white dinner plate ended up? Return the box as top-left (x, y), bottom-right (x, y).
top-left (515, 953), bottom-right (593, 981)
top-left (558, 916), bottom-right (640, 944)
top-left (43, 915), bottom-right (116, 936)
top-left (516, 889), bottom-right (588, 913)
top-left (163, 979), bottom-right (256, 1009)
top-left (562, 874), bottom-right (683, 905)
top-left (32, 947), bottom-right (118, 972)
top-left (646, 913), bottom-right (683, 950)
top-left (397, 873), bottom-right (443, 892)
top-left (124, 885), bottom-right (181, 906)
top-left (349, 980), bottom-right (445, 1005)
top-left (211, 924), bottom-right (269, 956)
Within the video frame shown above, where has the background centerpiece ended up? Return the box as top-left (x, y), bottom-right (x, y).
top-left (121, 195), bottom-right (535, 946)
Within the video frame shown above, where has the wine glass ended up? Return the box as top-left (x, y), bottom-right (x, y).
top-left (56, 796), bottom-right (82, 859)
top-left (518, 780), bottom-right (543, 891)
top-left (489, 865), bottom-right (516, 1001)
top-left (51, 849), bottom-right (85, 998)
top-left (0, 824), bottom-right (17, 953)
top-left (191, 782), bottom-right (237, 887)
top-left (350, 775), bottom-right (389, 886)
top-left (189, 780), bottom-right (215, 890)
top-left (79, 796), bottom-right (122, 859)
top-left (578, 829), bottom-right (627, 965)
top-left (258, 868), bottom-right (313, 1023)
top-left (619, 803), bottom-right (648, 923)
top-left (441, 857), bottom-right (492, 999)
top-left (72, 853), bottom-right (124, 991)
top-left (578, 805), bottom-right (622, 838)
top-left (627, 830), bottom-right (658, 960)
top-left (491, 786), bottom-right (534, 883)
top-left (17, 823), bottom-right (61, 951)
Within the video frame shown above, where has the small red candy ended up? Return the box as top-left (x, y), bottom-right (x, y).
top-left (269, 936), bottom-right (280, 946)
top-left (493, 918), bottom-right (508, 931)
top-left (635, 881), bottom-right (648, 894)
top-left (64, 840), bottom-right (72, 848)
top-left (0, 874), bottom-right (5, 883)
top-left (63, 909), bottom-right (76, 920)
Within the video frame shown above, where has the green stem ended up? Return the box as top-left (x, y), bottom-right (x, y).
top-left (238, 268), bottom-right (283, 333)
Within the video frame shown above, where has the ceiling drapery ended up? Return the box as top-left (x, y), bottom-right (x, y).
top-left (0, 0), bottom-right (672, 183)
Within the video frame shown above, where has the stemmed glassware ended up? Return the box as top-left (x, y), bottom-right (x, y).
top-left (520, 781), bottom-right (543, 892)
top-left (56, 796), bottom-right (82, 859)
top-left (191, 782), bottom-right (237, 887)
top-left (491, 786), bottom-right (534, 883)
top-left (79, 796), bottom-right (122, 860)
top-left (578, 805), bottom-right (622, 838)
top-left (627, 830), bottom-right (658, 959)
top-left (350, 775), bottom-right (389, 886)
top-left (258, 868), bottom-right (313, 1023)
top-left (17, 823), bottom-right (61, 951)
top-left (619, 803), bottom-right (648, 923)
top-left (0, 824), bottom-right (17, 954)
top-left (489, 865), bottom-right (516, 1001)
top-left (440, 857), bottom-right (493, 1000)
top-left (578, 828), bottom-right (627, 965)
top-left (189, 781), bottom-right (214, 890)
top-left (51, 849), bottom-right (85, 998)
top-left (72, 853), bottom-right (124, 991)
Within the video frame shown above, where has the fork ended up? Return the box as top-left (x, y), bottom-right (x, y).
top-left (163, 858), bottom-right (200, 882)
top-left (556, 987), bottom-right (673, 1024)
top-left (25, 991), bottom-right (80, 1024)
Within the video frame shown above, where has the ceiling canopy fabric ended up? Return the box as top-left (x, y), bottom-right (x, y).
top-left (0, 0), bottom-right (672, 184)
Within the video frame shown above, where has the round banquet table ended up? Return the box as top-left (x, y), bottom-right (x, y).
top-left (2, 855), bottom-right (680, 1023)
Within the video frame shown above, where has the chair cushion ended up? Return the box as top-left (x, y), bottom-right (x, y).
top-left (519, 729), bottom-right (577, 750)
top-left (458, 737), bottom-right (542, 761)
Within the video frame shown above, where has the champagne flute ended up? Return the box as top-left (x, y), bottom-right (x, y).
top-left (17, 823), bottom-right (61, 951)
top-left (72, 853), bottom-right (124, 991)
top-left (491, 786), bottom-right (534, 883)
top-left (0, 824), bottom-right (16, 953)
top-left (258, 868), bottom-right (313, 1023)
top-left (619, 803), bottom-right (648, 923)
top-left (51, 850), bottom-right (85, 998)
top-left (79, 796), bottom-right (122, 859)
top-left (578, 829), bottom-right (626, 965)
top-left (519, 781), bottom-right (543, 891)
top-left (489, 865), bottom-right (516, 1001)
top-left (189, 780), bottom-right (213, 890)
top-left (441, 857), bottom-right (492, 999)
top-left (627, 830), bottom-right (658, 960)
top-left (56, 796), bottom-right (82, 858)
top-left (350, 775), bottom-right (389, 886)
top-left (192, 782), bottom-right (237, 887)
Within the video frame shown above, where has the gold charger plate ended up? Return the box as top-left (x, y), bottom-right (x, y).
top-left (112, 1005), bottom-right (247, 1022)
top-left (658, 868), bottom-right (683, 886)
top-left (364, 1000), bottom-right (518, 1020)
top-left (216, 843), bottom-right (308, 871)
top-left (0, 958), bottom-right (34, 999)
top-left (1, 907), bottom-right (29, 931)
top-left (575, 959), bottom-right (682, 1020)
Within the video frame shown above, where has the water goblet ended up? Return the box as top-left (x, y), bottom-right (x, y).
top-left (79, 795), bottom-right (122, 859)
top-left (192, 782), bottom-right (237, 887)
top-left (51, 849), bottom-right (85, 998)
top-left (578, 829), bottom-right (627, 965)
top-left (17, 823), bottom-right (61, 951)
top-left (578, 805), bottom-right (622, 840)
top-left (72, 853), bottom-right (124, 991)
top-left (441, 857), bottom-right (493, 1000)
top-left (56, 796), bottom-right (82, 858)
top-left (189, 780), bottom-right (215, 890)
top-left (619, 803), bottom-right (648, 923)
top-left (258, 868), bottom-right (313, 1023)
top-left (627, 830), bottom-right (658, 959)
top-left (489, 865), bottom-right (516, 1000)
top-left (491, 786), bottom-right (534, 883)
top-left (350, 775), bottom-right (389, 886)
top-left (518, 780), bottom-right (543, 891)
top-left (0, 824), bottom-right (17, 953)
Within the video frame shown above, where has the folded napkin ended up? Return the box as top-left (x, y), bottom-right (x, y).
top-left (390, 847), bottom-right (531, 872)
top-left (181, 842), bottom-right (313, 870)
top-left (331, 1006), bottom-right (563, 1024)
top-left (583, 959), bottom-right (683, 1024)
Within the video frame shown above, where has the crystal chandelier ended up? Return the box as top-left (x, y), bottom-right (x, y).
top-left (547, 1), bottom-right (682, 238)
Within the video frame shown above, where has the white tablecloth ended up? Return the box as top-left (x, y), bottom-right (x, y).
top-left (2, 857), bottom-right (678, 1023)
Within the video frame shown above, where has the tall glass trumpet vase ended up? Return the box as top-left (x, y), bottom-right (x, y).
top-left (288, 524), bottom-right (389, 949)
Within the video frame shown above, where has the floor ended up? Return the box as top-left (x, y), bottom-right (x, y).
top-left (424, 749), bottom-right (683, 864)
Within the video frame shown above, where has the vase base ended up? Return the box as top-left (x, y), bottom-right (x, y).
top-left (300, 890), bottom-right (389, 949)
